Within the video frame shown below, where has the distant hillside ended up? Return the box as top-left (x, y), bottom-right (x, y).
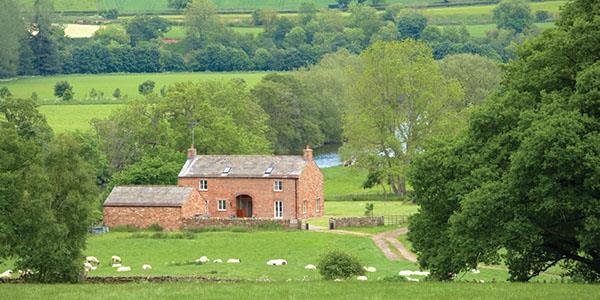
top-left (25, 0), bottom-right (501, 13)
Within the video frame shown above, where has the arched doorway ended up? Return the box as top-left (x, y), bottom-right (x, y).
top-left (236, 195), bottom-right (253, 218)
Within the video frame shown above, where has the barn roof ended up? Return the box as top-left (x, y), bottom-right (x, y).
top-left (178, 155), bottom-right (308, 178)
top-left (103, 186), bottom-right (195, 207)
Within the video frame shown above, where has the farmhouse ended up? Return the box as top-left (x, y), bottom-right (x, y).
top-left (103, 145), bottom-right (324, 229)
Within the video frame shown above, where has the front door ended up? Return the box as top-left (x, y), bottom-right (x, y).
top-left (236, 195), bottom-right (253, 218)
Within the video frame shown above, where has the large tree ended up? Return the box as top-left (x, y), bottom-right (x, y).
top-left (0, 0), bottom-right (24, 78)
top-left (30, 0), bottom-right (61, 75)
top-left (342, 40), bottom-right (463, 196)
top-left (492, 0), bottom-right (533, 33)
top-left (408, 0), bottom-right (600, 282)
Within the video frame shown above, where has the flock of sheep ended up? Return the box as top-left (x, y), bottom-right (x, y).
top-left (1, 256), bottom-right (480, 282)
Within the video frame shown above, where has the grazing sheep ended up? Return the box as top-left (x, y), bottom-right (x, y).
top-left (17, 269), bottom-right (33, 278)
top-left (227, 258), bottom-right (241, 264)
top-left (333, 278), bottom-right (343, 282)
top-left (405, 277), bottom-right (420, 282)
top-left (266, 259), bottom-right (287, 266)
top-left (111, 263), bottom-right (122, 268)
top-left (363, 266), bottom-right (376, 273)
top-left (471, 269), bottom-right (481, 274)
top-left (195, 256), bottom-right (209, 264)
top-left (213, 259), bottom-right (223, 263)
top-left (86, 256), bottom-right (99, 265)
top-left (117, 266), bottom-right (131, 272)
top-left (0, 270), bottom-right (13, 279)
top-left (304, 264), bottom-right (317, 270)
top-left (111, 256), bottom-right (121, 264)
top-left (357, 275), bottom-right (368, 281)
top-left (399, 270), bottom-right (430, 277)
top-left (83, 262), bottom-right (97, 271)
top-left (142, 264), bottom-right (152, 270)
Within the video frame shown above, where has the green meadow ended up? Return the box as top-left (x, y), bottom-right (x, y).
top-left (0, 72), bottom-right (269, 101)
top-left (38, 104), bottom-right (122, 133)
top-left (1, 281), bottom-right (598, 300)
top-left (422, 1), bottom-right (565, 24)
top-left (443, 22), bottom-right (555, 38)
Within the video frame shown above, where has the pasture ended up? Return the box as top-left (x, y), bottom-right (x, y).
top-left (39, 104), bottom-right (122, 133)
top-left (3, 282), bottom-right (598, 300)
top-left (0, 72), bottom-right (269, 102)
top-left (422, 1), bottom-right (565, 24)
top-left (442, 22), bottom-right (555, 38)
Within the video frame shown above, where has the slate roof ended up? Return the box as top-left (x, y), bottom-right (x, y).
top-left (178, 155), bottom-right (308, 178)
top-left (103, 186), bottom-right (195, 207)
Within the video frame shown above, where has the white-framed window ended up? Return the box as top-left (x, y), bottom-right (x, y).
top-left (316, 198), bottom-right (321, 212)
top-left (274, 200), bottom-right (283, 219)
top-left (218, 200), bottom-right (227, 211)
top-left (199, 179), bottom-right (208, 191)
top-left (274, 180), bottom-right (283, 191)
top-left (302, 200), bottom-right (307, 214)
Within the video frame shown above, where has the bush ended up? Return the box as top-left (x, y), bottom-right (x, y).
top-left (54, 80), bottom-right (73, 99)
top-left (138, 80), bottom-right (155, 95)
top-left (318, 250), bottom-right (364, 280)
top-left (535, 10), bottom-right (551, 22)
top-left (112, 225), bottom-right (140, 232)
top-left (99, 8), bottom-right (119, 19)
top-left (147, 223), bottom-right (163, 232)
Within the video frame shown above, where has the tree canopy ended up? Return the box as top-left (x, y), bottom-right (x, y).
top-left (408, 0), bottom-right (600, 282)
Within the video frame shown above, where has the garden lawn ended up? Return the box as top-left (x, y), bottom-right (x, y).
top-left (38, 104), bottom-right (123, 133)
top-left (0, 72), bottom-right (270, 102)
top-left (1, 281), bottom-right (598, 300)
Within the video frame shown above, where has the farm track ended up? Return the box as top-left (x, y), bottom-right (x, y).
top-left (309, 226), bottom-right (417, 262)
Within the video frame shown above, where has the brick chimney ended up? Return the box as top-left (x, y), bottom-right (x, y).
top-left (187, 144), bottom-right (197, 159)
top-left (303, 145), bottom-right (313, 161)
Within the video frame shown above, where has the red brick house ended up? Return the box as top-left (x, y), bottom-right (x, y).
top-left (103, 146), bottom-right (324, 229)
top-left (178, 145), bottom-right (324, 220)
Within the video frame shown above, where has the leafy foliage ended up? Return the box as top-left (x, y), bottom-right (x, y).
top-left (138, 80), bottom-right (156, 95)
top-left (318, 250), bottom-right (364, 280)
top-left (492, 0), bottom-right (533, 33)
top-left (408, 0), bottom-right (600, 282)
top-left (54, 81), bottom-right (73, 99)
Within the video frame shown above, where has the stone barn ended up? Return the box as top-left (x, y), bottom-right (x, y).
top-left (103, 186), bottom-right (202, 230)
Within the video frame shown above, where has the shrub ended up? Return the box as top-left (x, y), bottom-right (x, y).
top-left (318, 250), bottom-right (364, 280)
top-left (100, 8), bottom-right (119, 19)
top-left (0, 86), bottom-right (11, 98)
top-left (54, 80), bottom-right (73, 99)
top-left (112, 225), bottom-right (139, 232)
top-left (147, 223), bottom-right (163, 232)
top-left (138, 80), bottom-right (155, 95)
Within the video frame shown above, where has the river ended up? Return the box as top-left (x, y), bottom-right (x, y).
top-left (313, 144), bottom-right (342, 168)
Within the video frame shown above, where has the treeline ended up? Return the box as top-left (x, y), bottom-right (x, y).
top-left (1, 0), bottom-right (542, 77)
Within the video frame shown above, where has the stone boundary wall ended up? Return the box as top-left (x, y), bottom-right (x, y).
top-left (330, 216), bottom-right (384, 228)
top-left (182, 217), bottom-right (301, 230)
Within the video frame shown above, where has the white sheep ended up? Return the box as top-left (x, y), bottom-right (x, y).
top-left (471, 269), bottom-right (481, 274)
top-left (227, 258), bottom-right (241, 264)
top-left (86, 256), bottom-right (99, 265)
top-left (304, 264), bottom-right (317, 270)
top-left (17, 269), bottom-right (33, 277)
top-left (195, 256), bottom-right (209, 264)
top-left (357, 275), bottom-right (368, 281)
top-left (213, 259), bottom-right (223, 263)
top-left (142, 264), bottom-right (152, 270)
top-left (111, 256), bottom-right (121, 264)
top-left (111, 263), bottom-right (122, 268)
top-left (117, 266), bottom-right (131, 272)
top-left (83, 262), bottom-right (97, 271)
top-left (333, 278), bottom-right (344, 282)
top-left (363, 266), bottom-right (376, 273)
top-left (0, 270), bottom-right (13, 279)
top-left (266, 259), bottom-right (287, 266)
top-left (399, 270), bottom-right (430, 277)
top-left (406, 277), bottom-right (420, 282)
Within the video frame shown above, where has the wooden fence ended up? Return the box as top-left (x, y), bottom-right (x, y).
top-left (383, 215), bottom-right (409, 226)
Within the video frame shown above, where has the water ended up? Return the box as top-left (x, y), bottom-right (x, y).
top-left (314, 144), bottom-right (342, 168)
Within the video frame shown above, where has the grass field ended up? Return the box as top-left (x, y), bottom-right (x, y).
top-left (321, 166), bottom-right (391, 199)
top-left (308, 201), bottom-right (419, 227)
top-left (164, 26), bottom-right (263, 39)
top-left (443, 22), bottom-right (556, 38)
top-left (38, 104), bottom-right (123, 132)
top-left (2, 281), bottom-right (599, 300)
top-left (0, 72), bottom-right (269, 102)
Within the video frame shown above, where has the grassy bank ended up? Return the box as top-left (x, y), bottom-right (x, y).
top-left (39, 104), bottom-right (123, 133)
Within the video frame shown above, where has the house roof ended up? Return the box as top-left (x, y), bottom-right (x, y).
top-left (103, 186), bottom-right (195, 207)
top-left (178, 155), bottom-right (308, 178)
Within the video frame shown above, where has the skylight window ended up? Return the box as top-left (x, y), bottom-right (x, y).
top-left (264, 167), bottom-right (273, 176)
top-left (221, 167), bottom-right (231, 176)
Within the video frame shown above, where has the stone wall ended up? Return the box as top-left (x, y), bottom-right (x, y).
top-left (182, 217), bottom-right (301, 230)
top-left (330, 216), bottom-right (384, 228)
